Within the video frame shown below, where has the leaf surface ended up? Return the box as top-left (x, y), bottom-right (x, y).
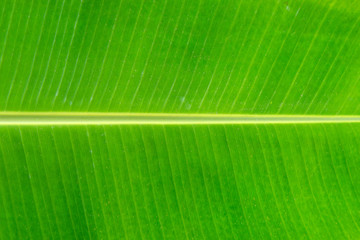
top-left (1, 125), bottom-right (360, 239)
top-left (0, 0), bottom-right (359, 113)
top-left (0, 0), bottom-right (360, 239)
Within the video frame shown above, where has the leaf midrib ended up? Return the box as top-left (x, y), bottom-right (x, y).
top-left (0, 112), bottom-right (359, 125)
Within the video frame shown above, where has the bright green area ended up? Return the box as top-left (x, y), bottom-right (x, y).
top-left (0, 125), bottom-right (360, 239)
top-left (1, 0), bottom-right (360, 239)
top-left (0, 0), bottom-right (359, 113)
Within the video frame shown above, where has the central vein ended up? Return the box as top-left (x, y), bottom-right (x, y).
top-left (0, 112), bottom-right (359, 125)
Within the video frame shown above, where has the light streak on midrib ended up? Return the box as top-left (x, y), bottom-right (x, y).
top-left (0, 112), bottom-right (359, 125)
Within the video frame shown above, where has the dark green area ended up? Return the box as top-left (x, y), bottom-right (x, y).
top-left (1, 125), bottom-right (360, 239)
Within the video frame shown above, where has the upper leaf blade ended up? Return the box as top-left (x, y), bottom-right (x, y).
top-left (0, 0), bottom-right (358, 113)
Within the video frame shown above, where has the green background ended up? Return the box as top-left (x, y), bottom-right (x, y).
top-left (0, 0), bottom-right (360, 239)
top-left (0, 0), bottom-right (359, 113)
top-left (1, 125), bottom-right (360, 239)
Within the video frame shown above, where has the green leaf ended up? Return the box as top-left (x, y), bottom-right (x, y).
top-left (1, 125), bottom-right (360, 239)
top-left (0, 0), bottom-right (360, 239)
top-left (0, 0), bottom-right (359, 113)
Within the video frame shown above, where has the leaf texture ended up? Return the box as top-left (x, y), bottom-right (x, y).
top-left (1, 125), bottom-right (360, 239)
top-left (0, 0), bottom-right (360, 239)
top-left (0, 0), bottom-right (359, 113)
